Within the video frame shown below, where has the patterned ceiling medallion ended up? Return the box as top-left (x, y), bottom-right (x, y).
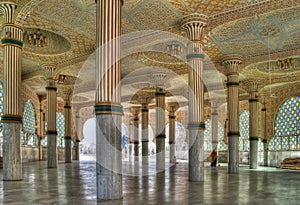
top-left (23, 28), bottom-right (71, 55)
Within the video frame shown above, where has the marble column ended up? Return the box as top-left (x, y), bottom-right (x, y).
top-left (63, 91), bottom-right (72, 163)
top-left (95, 0), bottom-right (123, 200)
top-left (140, 97), bottom-right (151, 165)
top-left (43, 65), bottom-right (58, 168)
top-left (152, 72), bottom-right (167, 171)
top-left (167, 103), bottom-right (179, 164)
top-left (246, 81), bottom-right (260, 169)
top-left (261, 96), bottom-right (268, 166)
top-left (132, 107), bottom-right (140, 161)
top-left (211, 101), bottom-right (219, 152)
top-left (181, 14), bottom-right (206, 181)
top-left (74, 111), bottom-right (80, 161)
top-left (38, 97), bottom-right (44, 161)
top-left (0, 1), bottom-right (23, 180)
top-left (128, 120), bottom-right (134, 161)
top-left (222, 56), bottom-right (242, 174)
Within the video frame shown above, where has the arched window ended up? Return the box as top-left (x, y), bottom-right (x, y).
top-left (22, 100), bottom-right (37, 146)
top-left (269, 96), bottom-right (300, 151)
top-left (204, 119), bottom-right (226, 151)
top-left (56, 112), bottom-right (65, 147)
top-left (41, 112), bottom-right (65, 147)
top-left (239, 110), bottom-right (250, 151)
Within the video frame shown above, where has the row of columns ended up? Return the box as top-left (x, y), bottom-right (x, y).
top-left (0, 1), bottom-right (79, 180)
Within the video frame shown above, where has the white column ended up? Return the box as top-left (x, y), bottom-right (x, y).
top-left (222, 56), bottom-right (242, 174)
top-left (211, 101), bottom-right (219, 152)
top-left (95, 0), bottom-right (123, 200)
top-left (261, 96), bottom-right (268, 166)
top-left (43, 64), bottom-right (58, 168)
top-left (181, 14), bottom-right (206, 181)
top-left (167, 103), bottom-right (179, 164)
top-left (0, 1), bottom-right (23, 181)
top-left (246, 81), bottom-right (260, 169)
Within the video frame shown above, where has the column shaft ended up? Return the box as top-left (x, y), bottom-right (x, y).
top-left (46, 77), bottom-right (57, 168)
top-left (169, 113), bottom-right (176, 163)
top-left (1, 2), bottom-right (23, 181)
top-left (181, 14), bottom-right (206, 181)
top-left (223, 57), bottom-right (242, 174)
top-left (211, 110), bottom-right (218, 151)
top-left (95, 0), bottom-right (123, 200)
top-left (141, 104), bottom-right (149, 165)
top-left (74, 112), bottom-right (80, 161)
top-left (133, 112), bottom-right (139, 161)
top-left (261, 101), bottom-right (268, 166)
top-left (249, 86), bottom-right (259, 169)
top-left (64, 100), bottom-right (72, 163)
top-left (156, 88), bottom-right (166, 170)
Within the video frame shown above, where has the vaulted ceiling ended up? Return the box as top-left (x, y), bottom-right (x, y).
top-left (1, 0), bottom-right (300, 109)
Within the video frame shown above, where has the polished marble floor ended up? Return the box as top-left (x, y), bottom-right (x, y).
top-left (0, 159), bottom-right (300, 205)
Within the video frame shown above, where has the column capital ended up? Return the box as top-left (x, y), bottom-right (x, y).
top-left (130, 106), bottom-right (140, 118)
top-left (167, 102), bottom-right (179, 113)
top-left (58, 88), bottom-right (73, 102)
top-left (0, 1), bottom-right (17, 24)
top-left (222, 56), bottom-right (243, 75)
top-left (42, 63), bottom-right (57, 79)
top-left (181, 13), bottom-right (207, 42)
top-left (151, 71), bottom-right (167, 89)
top-left (242, 80), bottom-right (261, 93)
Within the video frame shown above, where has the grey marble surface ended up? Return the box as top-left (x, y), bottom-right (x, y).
top-left (1, 160), bottom-right (300, 204)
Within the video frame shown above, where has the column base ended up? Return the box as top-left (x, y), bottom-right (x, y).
top-left (65, 138), bottom-right (72, 163)
top-left (96, 163), bottom-right (122, 200)
top-left (134, 143), bottom-right (139, 161)
top-left (2, 122), bottom-right (22, 181)
top-left (96, 114), bottom-right (122, 200)
top-left (250, 139), bottom-right (258, 169)
top-left (189, 129), bottom-right (204, 181)
top-left (47, 134), bottom-right (57, 168)
top-left (156, 137), bottom-right (165, 171)
top-left (142, 141), bottom-right (148, 165)
top-left (228, 135), bottom-right (239, 174)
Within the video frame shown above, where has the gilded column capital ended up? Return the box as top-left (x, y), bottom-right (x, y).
top-left (130, 106), bottom-right (140, 118)
top-left (167, 102), bottom-right (179, 116)
top-left (181, 13), bottom-right (207, 42)
top-left (222, 56), bottom-right (243, 75)
top-left (41, 63), bottom-right (57, 80)
top-left (151, 71), bottom-right (167, 92)
top-left (0, 1), bottom-right (17, 24)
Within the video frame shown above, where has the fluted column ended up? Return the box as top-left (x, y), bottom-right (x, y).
top-left (44, 65), bottom-right (58, 168)
top-left (222, 56), bottom-right (242, 174)
top-left (0, 1), bottom-right (23, 181)
top-left (167, 103), bottom-right (179, 164)
top-left (211, 101), bottom-right (219, 152)
top-left (38, 96), bottom-right (44, 161)
top-left (132, 107), bottom-right (140, 161)
top-left (152, 72), bottom-right (167, 171)
top-left (128, 120), bottom-right (134, 161)
top-left (74, 111), bottom-right (80, 161)
top-left (246, 81), bottom-right (260, 169)
top-left (95, 0), bottom-right (123, 200)
top-left (181, 14), bottom-right (206, 181)
top-left (63, 90), bottom-right (72, 163)
top-left (261, 96), bottom-right (268, 166)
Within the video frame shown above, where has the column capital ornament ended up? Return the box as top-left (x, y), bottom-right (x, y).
top-left (0, 1), bottom-right (17, 24)
top-left (242, 80), bottom-right (261, 93)
top-left (58, 88), bottom-right (73, 102)
top-left (222, 56), bottom-right (243, 75)
top-left (130, 106), bottom-right (140, 117)
top-left (181, 13), bottom-right (207, 42)
top-left (167, 102), bottom-right (179, 113)
top-left (42, 63), bottom-right (57, 79)
top-left (151, 71), bottom-right (167, 88)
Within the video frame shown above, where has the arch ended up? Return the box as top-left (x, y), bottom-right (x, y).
top-left (239, 110), bottom-right (250, 151)
top-left (81, 118), bottom-right (96, 154)
top-left (22, 100), bottom-right (37, 146)
top-left (269, 96), bottom-right (300, 151)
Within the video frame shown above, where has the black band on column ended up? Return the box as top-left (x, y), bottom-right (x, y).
top-left (226, 82), bottom-right (239, 86)
top-left (156, 134), bottom-right (166, 139)
top-left (249, 137), bottom-right (259, 141)
top-left (46, 130), bottom-right (57, 135)
top-left (1, 115), bottom-right (22, 123)
top-left (228, 131), bottom-right (240, 136)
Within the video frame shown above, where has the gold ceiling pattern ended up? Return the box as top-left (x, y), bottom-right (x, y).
top-left (0, 0), bottom-right (298, 105)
